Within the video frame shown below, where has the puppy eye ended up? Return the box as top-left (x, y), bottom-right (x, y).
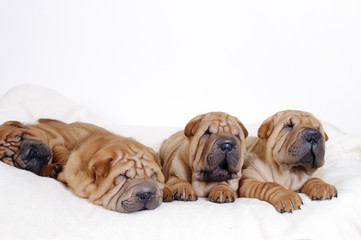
top-left (204, 129), bottom-right (212, 136)
top-left (17, 133), bottom-right (25, 140)
top-left (151, 172), bottom-right (157, 179)
top-left (14, 133), bottom-right (25, 142)
top-left (115, 174), bottom-right (128, 184)
top-left (284, 123), bottom-right (294, 129)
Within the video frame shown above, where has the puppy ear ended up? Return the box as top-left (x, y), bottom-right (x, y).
top-left (184, 114), bottom-right (205, 138)
top-left (3, 121), bottom-right (24, 128)
top-left (324, 132), bottom-right (329, 141)
top-left (92, 157), bottom-right (112, 178)
top-left (237, 120), bottom-right (248, 138)
top-left (258, 117), bottom-right (274, 140)
top-left (38, 118), bottom-right (63, 124)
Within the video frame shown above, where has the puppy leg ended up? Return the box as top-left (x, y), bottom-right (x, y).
top-left (208, 184), bottom-right (237, 203)
top-left (301, 177), bottom-right (338, 200)
top-left (40, 145), bottom-right (70, 179)
top-left (167, 177), bottom-right (198, 201)
top-left (239, 181), bottom-right (303, 213)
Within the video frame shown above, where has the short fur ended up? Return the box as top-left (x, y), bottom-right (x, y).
top-left (159, 112), bottom-right (248, 203)
top-left (0, 119), bottom-right (169, 213)
top-left (59, 131), bottom-right (169, 213)
top-left (238, 110), bottom-right (337, 213)
top-left (0, 119), bottom-right (105, 178)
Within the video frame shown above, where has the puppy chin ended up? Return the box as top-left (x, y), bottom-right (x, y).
top-left (203, 168), bottom-right (230, 182)
top-left (284, 157), bottom-right (324, 175)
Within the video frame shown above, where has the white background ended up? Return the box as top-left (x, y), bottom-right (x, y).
top-left (1, 0), bottom-right (360, 134)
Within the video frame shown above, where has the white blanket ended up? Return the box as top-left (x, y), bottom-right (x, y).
top-left (1, 85), bottom-right (360, 240)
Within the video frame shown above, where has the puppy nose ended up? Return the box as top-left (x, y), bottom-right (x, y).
top-left (221, 143), bottom-right (233, 152)
top-left (136, 192), bottom-right (154, 203)
top-left (303, 128), bottom-right (322, 144)
top-left (217, 136), bottom-right (237, 152)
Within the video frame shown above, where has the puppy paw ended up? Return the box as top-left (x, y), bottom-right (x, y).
top-left (208, 184), bottom-right (237, 203)
top-left (40, 163), bottom-right (63, 179)
top-left (301, 178), bottom-right (338, 200)
top-left (162, 184), bottom-right (174, 202)
top-left (172, 180), bottom-right (198, 201)
top-left (271, 190), bottom-right (303, 213)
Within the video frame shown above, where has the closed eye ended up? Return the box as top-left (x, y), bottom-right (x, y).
top-left (204, 129), bottom-right (212, 136)
top-left (284, 123), bottom-right (294, 129)
top-left (114, 174), bottom-right (129, 185)
top-left (16, 133), bottom-right (25, 141)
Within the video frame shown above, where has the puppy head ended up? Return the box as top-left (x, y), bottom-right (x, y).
top-left (89, 139), bottom-right (165, 213)
top-left (258, 110), bottom-right (328, 174)
top-left (184, 112), bottom-right (248, 182)
top-left (0, 121), bottom-right (52, 175)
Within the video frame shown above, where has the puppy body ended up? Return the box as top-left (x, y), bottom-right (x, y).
top-left (243, 136), bottom-right (314, 192)
top-left (60, 131), bottom-right (167, 213)
top-left (160, 112), bottom-right (248, 203)
top-left (0, 118), bottom-right (168, 213)
top-left (0, 119), bottom-right (105, 178)
top-left (161, 131), bottom-right (239, 197)
top-left (239, 110), bottom-right (337, 213)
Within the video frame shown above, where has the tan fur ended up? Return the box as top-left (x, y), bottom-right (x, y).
top-left (0, 118), bottom-right (168, 212)
top-left (239, 110), bottom-right (337, 213)
top-left (159, 112), bottom-right (248, 203)
top-left (0, 119), bottom-right (105, 178)
top-left (59, 131), bottom-right (168, 213)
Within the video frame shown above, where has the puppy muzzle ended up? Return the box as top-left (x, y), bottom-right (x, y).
top-left (120, 180), bottom-right (162, 213)
top-left (13, 139), bottom-right (52, 175)
top-left (203, 135), bottom-right (240, 182)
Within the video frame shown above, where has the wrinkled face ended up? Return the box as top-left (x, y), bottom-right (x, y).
top-left (258, 110), bottom-right (328, 175)
top-left (0, 121), bottom-right (52, 175)
top-left (90, 141), bottom-right (165, 213)
top-left (184, 112), bottom-right (248, 182)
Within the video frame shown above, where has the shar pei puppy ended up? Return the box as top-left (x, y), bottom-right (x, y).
top-left (0, 119), bottom-right (168, 213)
top-left (0, 119), bottom-right (104, 178)
top-left (58, 131), bottom-right (169, 213)
top-left (239, 110), bottom-right (338, 213)
top-left (159, 112), bottom-right (248, 203)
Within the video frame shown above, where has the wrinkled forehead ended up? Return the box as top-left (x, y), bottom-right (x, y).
top-left (0, 126), bottom-right (23, 142)
top-left (202, 114), bottom-right (240, 135)
top-left (277, 111), bottom-right (321, 128)
top-left (111, 145), bottom-right (163, 181)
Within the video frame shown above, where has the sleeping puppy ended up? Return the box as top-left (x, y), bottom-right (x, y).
top-left (159, 112), bottom-right (248, 203)
top-left (59, 131), bottom-right (169, 213)
top-left (0, 119), bottom-right (105, 178)
top-left (239, 110), bottom-right (338, 213)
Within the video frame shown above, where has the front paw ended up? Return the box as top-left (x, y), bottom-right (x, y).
top-left (172, 180), bottom-right (198, 201)
top-left (271, 190), bottom-right (303, 213)
top-left (163, 184), bottom-right (174, 202)
top-left (208, 184), bottom-right (237, 203)
top-left (40, 163), bottom-right (63, 179)
top-left (302, 178), bottom-right (338, 200)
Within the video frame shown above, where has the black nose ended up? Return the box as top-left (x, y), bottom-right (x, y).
top-left (221, 143), bottom-right (233, 152)
top-left (137, 192), bottom-right (154, 203)
top-left (303, 128), bottom-right (322, 144)
top-left (217, 136), bottom-right (237, 153)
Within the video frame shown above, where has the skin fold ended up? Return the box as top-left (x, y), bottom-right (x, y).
top-left (238, 110), bottom-right (338, 213)
top-left (159, 112), bottom-right (248, 203)
top-left (0, 119), bottom-right (169, 213)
